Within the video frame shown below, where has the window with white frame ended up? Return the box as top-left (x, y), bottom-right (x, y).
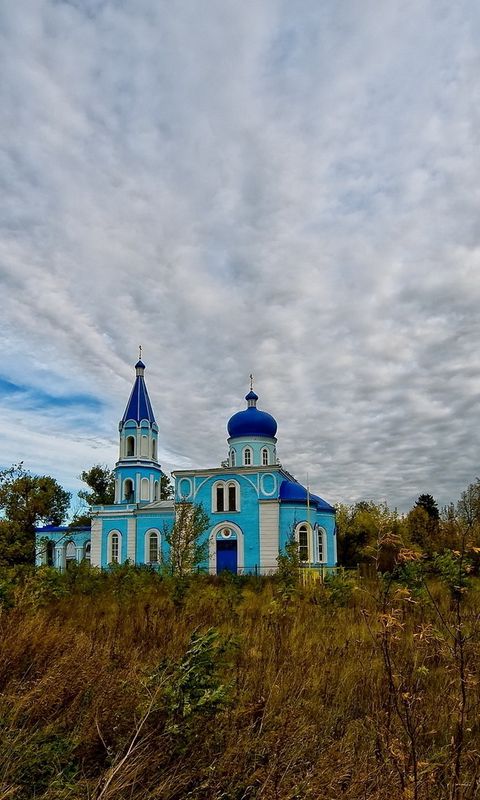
top-left (126, 436), bottom-right (135, 456)
top-left (316, 526), bottom-right (326, 563)
top-left (84, 541), bottom-right (91, 561)
top-left (227, 482), bottom-right (238, 511)
top-left (110, 532), bottom-right (120, 563)
top-left (215, 484), bottom-right (225, 512)
top-left (213, 480), bottom-right (239, 512)
top-left (154, 480), bottom-right (159, 501)
top-left (297, 524), bottom-right (309, 563)
top-left (152, 439), bottom-right (157, 459)
top-left (65, 541), bottom-right (76, 562)
top-left (262, 448), bottom-right (269, 466)
top-left (243, 447), bottom-right (252, 466)
top-left (141, 477), bottom-right (150, 501)
top-left (230, 449), bottom-right (236, 467)
top-left (148, 530), bottom-right (159, 563)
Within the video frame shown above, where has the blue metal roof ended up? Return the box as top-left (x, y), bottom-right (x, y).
top-left (228, 407), bottom-right (277, 438)
top-left (279, 479), bottom-right (335, 513)
top-left (121, 363), bottom-right (156, 424)
top-left (227, 389), bottom-right (277, 439)
top-left (36, 525), bottom-right (91, 532)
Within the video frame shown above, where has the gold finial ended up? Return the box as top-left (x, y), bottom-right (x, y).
top-left (139, 344), bottom-right (142, 361)
top-left (249, 373), bottom-right (254, 391)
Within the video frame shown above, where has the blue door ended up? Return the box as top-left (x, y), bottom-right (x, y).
top-left (216, 540), bottom-right (238, 574)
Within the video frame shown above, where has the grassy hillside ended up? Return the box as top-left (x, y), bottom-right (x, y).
top-left (0, 564), bottom-right (479, 800)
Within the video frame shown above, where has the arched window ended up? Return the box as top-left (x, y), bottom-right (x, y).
top-left (243, 447), bottom-right (252, 466)
top-left (316, 526), bottom-right (326, 563)
top-left (148, 530), bottom-right (159, 563)
top-left (213, 481), bottom-right (239, 512)
top-left (154, 480), bottom-right (159, 501)
top-left (152, 439), bottom-right (157, 459)
top-left (84, 541), bottom-right (91, 562)
top-left (230, 449), bottom-right (236, 467)
top-left (141, 435), bottom-right (148, 456)
top-left (227, 482), bottom-right (237, 511)
top-left (110, 532), bottom-right (120, 564)
top-left (262, 448), bottom-right (269, 466)
top-left (298, 524), bottom-right (309, 563)
top-left (65, 541), bottom-right (76, 570)
top-left (141, 477), bottom-right (150, 501)
top-left (126, 436), bottom-right (135, 456)
top-left (124, 479), bottom-right (134, 502)
top-left (216, 484), bottom-right (225, 512)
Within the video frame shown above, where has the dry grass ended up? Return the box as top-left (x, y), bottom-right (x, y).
top-left (0, 567), bottom-right (479, 799)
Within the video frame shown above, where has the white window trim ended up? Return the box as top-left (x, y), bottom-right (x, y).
top-left (212, 480), bottom-right (240, 513)
top-left (140, 477), bottom-right (150, 501)
top-left (295, 521), bottom-right (313, 563)
top-left (144, 528), bottom-right (161, 564)
top-left (316, 526), bottom-right (327, 564)
top-left (108, 530), bottom-right (122, 564)
top-left (126, 435), bottom-right (135, 457)
top-left (230, 448), bottom-right (236, 467)
top-left (261, 447), bottom-right (269, 466)
top-left (242, 446), bottom-right (252, 466)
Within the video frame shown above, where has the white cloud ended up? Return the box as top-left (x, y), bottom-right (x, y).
top-left (1, 0), bottom-right (480, 511)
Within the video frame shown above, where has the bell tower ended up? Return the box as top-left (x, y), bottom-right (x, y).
top-left (115, 356), bottom-right (163, 504)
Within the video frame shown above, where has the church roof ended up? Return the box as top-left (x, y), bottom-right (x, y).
top-left (227, 390), bottom-right (277, 439)
top-left (121, 362), bottom-right (156, 424)
top-left (279, 479), bottom-right (335, 513)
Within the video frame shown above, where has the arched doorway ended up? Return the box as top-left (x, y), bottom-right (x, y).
top-left (216, 527), bottom-right (238, 574)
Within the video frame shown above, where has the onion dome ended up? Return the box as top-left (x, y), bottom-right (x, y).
top-left (121, 360), bottom-right (156, 424)
top-left (227, 390), bottom-right (277, 439)
top-left (279, 479), bottom-right (335, 512)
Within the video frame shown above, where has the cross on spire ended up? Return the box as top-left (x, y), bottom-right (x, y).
top-left (139, 344), bottom-right (143, 361)
top-left (249, 373), bottom-right (254, 391)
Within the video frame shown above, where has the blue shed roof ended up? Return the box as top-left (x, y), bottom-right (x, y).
top-left (279, 479), bottom-right (335, 513)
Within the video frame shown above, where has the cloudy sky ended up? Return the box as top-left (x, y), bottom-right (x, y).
top-left (1, 0), bottom-right (479, 513)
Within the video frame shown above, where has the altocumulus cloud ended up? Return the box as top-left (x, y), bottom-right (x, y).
top-left (0, 0), bottom-right (480, 509)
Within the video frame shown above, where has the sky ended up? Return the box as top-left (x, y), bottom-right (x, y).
top-left (1, 0), bottom-right (480, 514)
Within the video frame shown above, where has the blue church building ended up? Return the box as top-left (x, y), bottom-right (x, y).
top-left (37, 360), bottom-right (337, 574)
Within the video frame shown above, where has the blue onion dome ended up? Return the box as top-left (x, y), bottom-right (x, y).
top-left (227, 390), bottom-right (278, 439)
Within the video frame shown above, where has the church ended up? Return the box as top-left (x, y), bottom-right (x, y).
top-left (36, 360), bottom-right (337, 574)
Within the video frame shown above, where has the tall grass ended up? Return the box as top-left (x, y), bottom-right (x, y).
top-left (0, 565), bottom-right (478, 799)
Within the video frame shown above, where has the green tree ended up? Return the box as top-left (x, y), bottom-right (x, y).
top-left (164, 502), bottom-right (210, 577)
top-left (457, 478), bottom-right (480, 527)
top-left (336, 500), bottom-right (407, 571)
top-left (78, 464), bottom-right (115, 506)
top-left (0, 464), bottom-right (70, 565)
top-left (160, 473), bottom-right (174, 500)
top-left (415, 493), bottom-right (440, 521)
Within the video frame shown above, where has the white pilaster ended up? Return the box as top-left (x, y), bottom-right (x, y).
top-left (90, 517), bottom-right (102, 567)
top-left (259, 501), bottom-right (280, 572)
top-left (127, 517), bottom-right (136, 563)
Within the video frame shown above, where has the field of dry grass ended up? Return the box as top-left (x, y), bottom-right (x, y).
top-left (0, 565), bottom-right (479, 800)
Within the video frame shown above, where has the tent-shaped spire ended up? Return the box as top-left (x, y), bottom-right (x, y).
top-left (121, 360), bottom-right (156, 424)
